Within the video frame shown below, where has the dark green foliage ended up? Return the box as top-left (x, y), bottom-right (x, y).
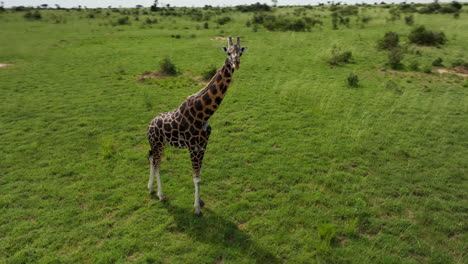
top-left (144, 17), bottom-right (158, 24)
top-left (115, 16), bottom-right (130, 25)
top-left (432, 57), bottom-right (443, 67)
top-left (24, 10), bottom-right (42, 20)
top-left (347, 73), bottom-right (359, 88)
top-left (377, 31), bottom-right (400, 50)
top-left (399, 3), bottom-right (417, 13)
top-left (202, 65), bottom-right (218, 81)
top-left (439, 6), bottom-right (458, 13)
top-left (408, 26), bottom-right (446, 46)
top-left (150, 0), bottom-right (160, 12)
top-left (329, 45), bottom-right (352, 66)
top-left (388, 47), bottom-right (404, 69)
top-left (404, 15), bottom-right (414, 25)
top-left (450, 1), bottom-right (463, 10)
top-left (159, 57), bottom-right (178, 75)
top-left (451, 59), bottom-right (468, 67)
top-left (252, 13), bottom-right (320, 32)
top-left (216, 16), bottom-right (232, 25)
top-left (203, 22), bottom-right (209, 29)
top-left (236, 3), bottom-right (271, 12)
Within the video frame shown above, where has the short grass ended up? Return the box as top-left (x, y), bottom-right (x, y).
top-left (1, 4), bottom-right (467, 264)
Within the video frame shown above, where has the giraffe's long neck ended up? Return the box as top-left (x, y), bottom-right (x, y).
top-left (185, 59), bottom-right (234, 122)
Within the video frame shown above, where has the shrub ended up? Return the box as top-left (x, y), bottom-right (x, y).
top-left (347, 73), bottom-right (359, 88)
top-left (388, 47), bottom-right (404, 69)
top-left (160, 57), bottom-right (178, 75)
top-left (432, 57), bottom-right (443, 67)
top-left (451, 59), bottom-right (468, 68)
top-left (377, 32), bottom-right (400, 50)
top-left (404, 15), bottom-right (414, 25)
top-left (116, 16), bottom-right (131, 25)
top-left (408, 26), bottom-right (446, 46)
top-left (202, 65), bottom-right (217, 81)
top-left (24, 10), bottom-right (42, 20)
top-left (144, 18), bottom-right (158, 24)
top-left (450, 1), bottom-right (463, 10)
top-left (329, 45), bottom-right (352, 66)
top-left (439, 6), bottom-right (458, 13)
top-left (236, 3), bottom-right (271, 12)
top-left (216, 16), bottom-right (232, 25)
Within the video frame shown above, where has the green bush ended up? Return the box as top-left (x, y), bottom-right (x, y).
top-left (216, 16), bottom-right (232, 25)
top-left (432, 57), bottom-right (443, 67)
top-left (160, 57), bottom-right (178, 75)
top-left (24, 10), bottom-right (42, 20)
top-left (116, 16), bottom-right (131, 25)
top-left (377, 31), bottom-right (400, 50)
top-left (451, 59), bottom-right (468, 68)
top-left (388, 47), bottom-right (404, 69)
top-left (347, 73), bottom-right (359, 88)
top-left (408, 26), bottom-right (446, 46)
top-left (404, 15), bottom-right (414, 25)
top-left (329, 45), bottom-right (352, 66)
top-left (202, 65), bottom-right (218, 81)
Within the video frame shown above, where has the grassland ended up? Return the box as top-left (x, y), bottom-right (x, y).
top-left (1, 3), bottom-right (467, 263)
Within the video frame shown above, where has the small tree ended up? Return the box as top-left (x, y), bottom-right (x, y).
top-left (404, 15), bottom-right (414, 25)
top-left (347, 73), bottom-right (359, 88)
top-left (408, 26), bottom-right (446, 46)
top-left (377, 31), bottom-right (400, 50)
top-left (160, 57), bottom-right (178, 75)
top-left (388, 47), bottom-right (404, 69)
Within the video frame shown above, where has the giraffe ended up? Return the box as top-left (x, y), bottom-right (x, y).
top-left (147, 37), bottom-right (248, 216)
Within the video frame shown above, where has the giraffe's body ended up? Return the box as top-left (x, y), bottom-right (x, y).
top-left (147, 37), bottom-right (247, 215)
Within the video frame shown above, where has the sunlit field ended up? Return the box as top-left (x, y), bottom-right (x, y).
top-left (1, 2), bottom-right (467, 263)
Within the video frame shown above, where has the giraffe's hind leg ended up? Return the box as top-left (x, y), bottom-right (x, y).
top-left (149, 146), bottom-right (166, 201)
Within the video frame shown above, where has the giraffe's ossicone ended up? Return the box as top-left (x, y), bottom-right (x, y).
top-left (147, 37), bottom-right (248, 216)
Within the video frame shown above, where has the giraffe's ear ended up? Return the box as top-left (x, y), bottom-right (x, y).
top-left (240, 47), bottom-right (248, 55)
top-left (221, 46), bottom-right (228, 54)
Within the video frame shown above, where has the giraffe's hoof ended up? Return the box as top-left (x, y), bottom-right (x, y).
top-left (159, 196), bottom-right (167, 202)
top-left (196, 211), bottom-right (203, 217)
top-left (199, 199), bottom-right (205, 207)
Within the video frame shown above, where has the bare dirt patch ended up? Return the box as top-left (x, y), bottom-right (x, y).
top-left (210, 36), bottom-right (229, 41)
top-left (435, 66), bottom-right (468, 77)
top-left (136, 71), bottom-right (168, 82)
top-left (0, 63), bottom-right (12, 68)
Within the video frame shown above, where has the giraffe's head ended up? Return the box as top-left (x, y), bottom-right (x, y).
top-left (221, 37), bottom-right (248, 69)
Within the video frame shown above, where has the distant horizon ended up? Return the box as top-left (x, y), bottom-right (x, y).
top-left (2, 0), bottom-right (462, 8)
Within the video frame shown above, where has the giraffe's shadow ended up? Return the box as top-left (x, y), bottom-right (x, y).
top-left (161, 201), bottom-right (280, 263)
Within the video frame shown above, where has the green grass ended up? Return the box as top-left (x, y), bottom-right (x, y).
top-left (1, 5), bottom-right (467, 264)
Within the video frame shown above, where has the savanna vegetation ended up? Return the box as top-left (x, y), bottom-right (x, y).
top-left (1, 1), bottom-right (467, 263)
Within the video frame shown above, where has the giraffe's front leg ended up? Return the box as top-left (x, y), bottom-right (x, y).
top-left (190, 147), bottom-right (206, 216)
